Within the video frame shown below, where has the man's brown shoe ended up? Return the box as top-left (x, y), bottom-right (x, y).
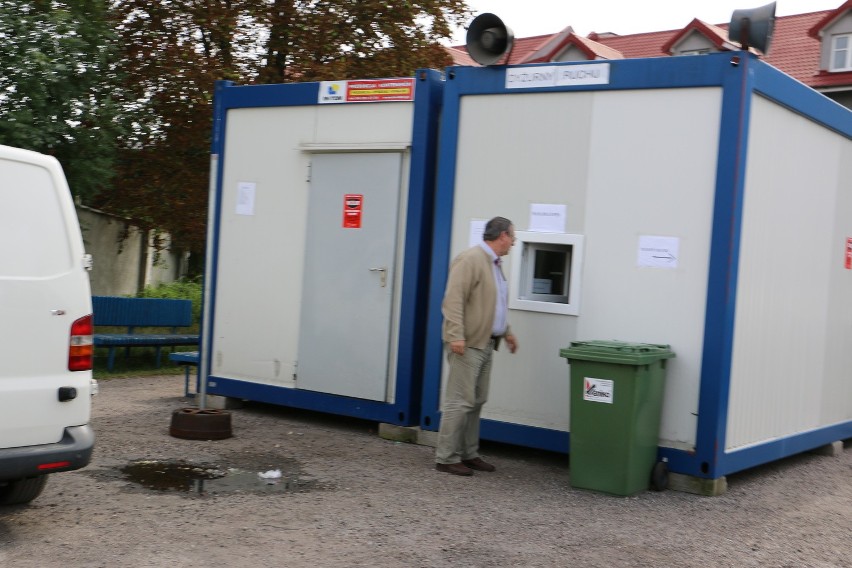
top-left (436, 462), bottom-right (473, 476)
top-left (462, 457), bottom-right (496, 472)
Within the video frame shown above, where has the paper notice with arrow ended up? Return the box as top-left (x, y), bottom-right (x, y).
top-left (637, 235), bottom-right (679, 269)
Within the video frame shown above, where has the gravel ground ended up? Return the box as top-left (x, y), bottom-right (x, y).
top-left (0, 374), bottom-right (850, 567)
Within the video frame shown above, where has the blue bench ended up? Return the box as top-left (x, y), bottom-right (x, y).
top-left (92, 296), bottom-right (199, 371)
top-left (169, 351), bottom-right (200, 396)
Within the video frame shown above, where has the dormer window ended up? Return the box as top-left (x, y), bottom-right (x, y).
top-left (662, 20), bottom-right (729, 58)
top-left (830, 34), bottom-right (852, 71)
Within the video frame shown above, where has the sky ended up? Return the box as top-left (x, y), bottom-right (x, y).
top-left (450, 0), bottom-right (842, 44)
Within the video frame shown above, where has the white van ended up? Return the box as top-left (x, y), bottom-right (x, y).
top-left (0, 145), bottom-right (96, 505)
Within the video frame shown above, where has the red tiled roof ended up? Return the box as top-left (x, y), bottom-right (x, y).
top-left (552, 29), bottom-right (679, 59)
top-left (597, 11), bottom-right (831, 85)
top-left (660, 19), bottom-right (736, 54)
top-left (810, 70), bottom-right (852, 88)
top-left (445, 7), bottom-right (849, 91)
top-left (447, 47), bottom-right (477, 66)
top-left (447, 33), bottom-right (579, 66)
top-left (521, 25), bottom-right (576, 63)
top-left (505, 34), bottom-right (561, 64)
top-left (524, 32), bottom-right (625, 63)
top-left (759, 11), bottom-right (830, 85)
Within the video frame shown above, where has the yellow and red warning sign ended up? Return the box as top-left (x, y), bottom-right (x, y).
top-left (343, 194), bottom-right (363, 228)
top-left (318, 78), bottom-right (415, 104)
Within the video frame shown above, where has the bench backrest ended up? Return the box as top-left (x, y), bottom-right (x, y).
top-left (92, 296), bottom-right (193, 328)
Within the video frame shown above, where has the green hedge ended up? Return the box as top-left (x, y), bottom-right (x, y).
top-left (137, 278), bottom-right (203, 327)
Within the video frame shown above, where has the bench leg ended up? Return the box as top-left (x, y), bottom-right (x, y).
top-left (181, 365), bottom-right (199, 397)
top-left (184, 366), bottom-right (191, 397)
top-left (155, 346), bottom-right (162, 368)
top-left (107, 347), bottom-right (116, 372)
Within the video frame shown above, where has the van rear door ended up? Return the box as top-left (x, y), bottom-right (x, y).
top-left (0, 146), bottom-right (93, 450)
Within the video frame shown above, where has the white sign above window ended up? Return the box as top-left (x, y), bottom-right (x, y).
top-left (506, 63), bottom-right (611, 89)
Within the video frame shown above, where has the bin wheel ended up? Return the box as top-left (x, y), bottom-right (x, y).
top-left (651, 462), bottom-right (669, 491)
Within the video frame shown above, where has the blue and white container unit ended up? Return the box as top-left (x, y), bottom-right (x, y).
top-left (421, 52), bottom-right (852, 482)
top-left (203, 71), bottom-right (443, 425)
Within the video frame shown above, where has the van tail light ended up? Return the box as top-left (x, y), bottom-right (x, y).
top-left (69, 314), bottom-right (94, 371)
top-left (38, 461), bottom-right (72, 471)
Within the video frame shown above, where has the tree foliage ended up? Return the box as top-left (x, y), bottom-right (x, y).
top-left (4, 0), bottom-right (470, 257)
top-left (257, 0), bottom-right (469, 82)
top-left (0, 0), bottom-right (123, 201)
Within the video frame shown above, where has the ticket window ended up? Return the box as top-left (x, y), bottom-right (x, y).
top-left (509, 232), bottom-right (584, 315)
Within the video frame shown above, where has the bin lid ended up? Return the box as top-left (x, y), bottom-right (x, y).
top-left (559, 340), bottom-right (675, 365)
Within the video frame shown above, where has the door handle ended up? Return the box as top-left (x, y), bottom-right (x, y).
top-left (369, 267), bottom-right (387, 287)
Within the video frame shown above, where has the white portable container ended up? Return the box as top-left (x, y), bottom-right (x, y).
top-left (202, 72), bottom-right (443, 424)
top-left (421, 53), bottom-right (852, 484)
top-left (0, 145), bottom-right (96, 505)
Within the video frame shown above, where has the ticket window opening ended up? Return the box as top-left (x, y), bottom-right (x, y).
top-left (509, 232), bottom-right (584, 316)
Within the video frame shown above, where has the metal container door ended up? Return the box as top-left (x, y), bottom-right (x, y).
top-left (296, 152), bottom-right (401, 401)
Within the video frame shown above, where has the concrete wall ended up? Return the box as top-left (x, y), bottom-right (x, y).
top-left (76, 205), bottom-right (187, 296)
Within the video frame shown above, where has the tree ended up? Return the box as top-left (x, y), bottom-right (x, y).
top-left (94, 0), bottom-right (249, 255)
top-left (0, 0), bottom-right (124, 202)
top-left (258, 0), bottom-right (469, 82)
top-left (97, 0), bottom-right (470, 260)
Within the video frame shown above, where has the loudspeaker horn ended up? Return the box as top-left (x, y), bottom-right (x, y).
top-left (729, 1), bottom-right (776, 54)
top-left (466, 13), bottom-right (514, 66)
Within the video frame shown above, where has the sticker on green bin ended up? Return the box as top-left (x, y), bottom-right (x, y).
top-left (584, 377), bottom-right (613, 403)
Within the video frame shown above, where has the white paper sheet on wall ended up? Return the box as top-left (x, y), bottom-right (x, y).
top-left (236, 182), bottom-right (256, 216)
top-left (468, 219), bottom-right (487, 247)
top-left (529, 203), bottom-right (566, 233)
top-left (637, 235), bottom-right (679, 268)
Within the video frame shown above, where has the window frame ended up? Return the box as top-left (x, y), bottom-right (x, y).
top-left (508, 231), bottom-right (584, 316)
top-left (829, 33), bottom-right (852, 72)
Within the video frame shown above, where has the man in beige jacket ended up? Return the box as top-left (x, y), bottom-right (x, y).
top-left (435, 217), bottom-right (518, 476)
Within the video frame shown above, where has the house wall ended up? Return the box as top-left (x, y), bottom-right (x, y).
top-left (77, 205), bottom-right (187, 296)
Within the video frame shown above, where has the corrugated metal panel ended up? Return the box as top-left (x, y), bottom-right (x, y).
top-left (726, 96), bottom-right (852, 450)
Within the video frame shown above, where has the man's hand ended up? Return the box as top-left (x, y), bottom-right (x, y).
top-left (505, 334), bottom-right (518, 354)
top-left (450, 340), bottom-right (466, 355)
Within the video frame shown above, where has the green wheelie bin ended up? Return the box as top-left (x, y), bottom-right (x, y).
top-left (559, 340), bottom-right (675, 496)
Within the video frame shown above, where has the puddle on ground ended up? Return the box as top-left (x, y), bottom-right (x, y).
top-left (120, 460), bottom-right (317, 495)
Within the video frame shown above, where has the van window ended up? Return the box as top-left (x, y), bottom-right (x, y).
top-left (0, 160), bottom-right (73, 277)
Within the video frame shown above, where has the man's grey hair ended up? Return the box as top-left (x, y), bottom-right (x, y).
top-left (483, 217), bottom-right (513, 241)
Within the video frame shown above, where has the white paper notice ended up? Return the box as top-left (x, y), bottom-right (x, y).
top-left (236, 182), bottom-right (256, 216)
top-left (637, 235), bottom-right (679, 268)
top-left (529, 203), bottom-right (566, 233)
top-left (468, 219), bottom-right (487, 247)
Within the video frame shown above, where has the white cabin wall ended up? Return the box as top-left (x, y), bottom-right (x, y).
top-left (726, 95), bottom-right (852, 450)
